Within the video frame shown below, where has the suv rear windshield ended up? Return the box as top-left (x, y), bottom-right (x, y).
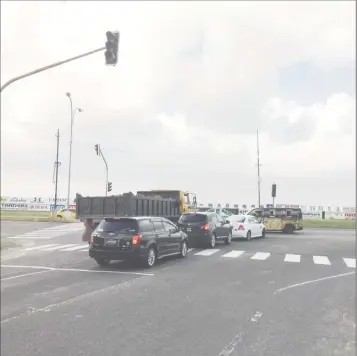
top-left (178, 214), bottom-right (207, 223)
top-left (96, 218), bottom-right (138, 233)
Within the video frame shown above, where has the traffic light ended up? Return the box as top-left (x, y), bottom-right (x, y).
top-left (95, 144), bottom-right (100, 156)
top-left (105, 31), bottom-right (120, 66)
top-left (272, 183), bottom-right (277, 198)
top-left (107, 182), bottom-right (112, 192)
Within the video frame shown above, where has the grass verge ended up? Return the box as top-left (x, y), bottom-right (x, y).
top-left (0, 210), bottom-right (78, 223)
top-left (303, 219), bottom-right (355, 229)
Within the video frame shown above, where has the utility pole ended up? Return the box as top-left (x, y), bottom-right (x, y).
top-left (256, 130), bottom-right (262, 208)
top-left (94, 144), bottom-right (109, 196)
top-left (53, 129), bottom-right (61, 214)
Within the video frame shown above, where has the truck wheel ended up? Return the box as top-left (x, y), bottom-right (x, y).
top-left (95, 258), bottom-right (110, 266)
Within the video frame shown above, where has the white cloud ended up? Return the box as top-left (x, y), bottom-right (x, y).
top-left (0, 1), bottom-right (355, 206)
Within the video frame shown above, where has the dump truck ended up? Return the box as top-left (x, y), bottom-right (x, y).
top-left (76, 190), bottom-right (195, 242)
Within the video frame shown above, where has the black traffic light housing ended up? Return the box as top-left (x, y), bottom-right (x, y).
top-left (107, 182), bottom-right (112, 192)
top-left (272, 183), bottom-right (277, 198)
top-left (95, 144), bottom-right (100, 156)
top-left (105, 31), bottom-right (120, 66)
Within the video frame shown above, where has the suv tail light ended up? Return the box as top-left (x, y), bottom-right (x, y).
top-left (132, 234), bottom-right (142, 246)
top-left (200, 224), bottom-right (210, 231)
top-left (238, 224), bottom-right (245, 231)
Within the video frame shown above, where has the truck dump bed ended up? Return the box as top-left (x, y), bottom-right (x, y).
top-left (75, 192), bottom-right (180, 220)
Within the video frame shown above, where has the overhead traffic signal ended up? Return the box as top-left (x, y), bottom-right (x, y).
top-left (95, 144), bottom-right (100, 156)
top-left (105, 31), bottom-right (120, 66)
top-left (272, 183), bottom-right (277, 198)
top-left (107, 182), bottom-right (112, 192)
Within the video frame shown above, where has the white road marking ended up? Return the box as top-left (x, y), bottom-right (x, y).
top-left (222, 250), bottom-right (245, 258)
top-left (0, 264), bottom-right (155, 276)
top-left (194, 249), bottom-right (220, 256)
top-left (61, 245), bottom-right (89, 251)
top-left (313, 255), bottom-right (331, 265)
top-left (1, 275), bottom-right (148, 325)
top-left (343, 258), bottom-right (356, 268)
top-left (274, 271), bottom-right (355, 295)
top-left (187, 248), bottom-right (195, 253)
top-left (251, 310), bottom-right (263, 322)
top-left (284, 254), bottom-right (301, 263)
top-left (42, 244), bottom-right (78, 251)
top-left (1, 270), bottom-right (52, 281)
top-left (218, 332), bottom-right (244, 356)
top-left (251, 252), bottom-right (271, 260)
top-left (25, 244), bottom-right (59, 251)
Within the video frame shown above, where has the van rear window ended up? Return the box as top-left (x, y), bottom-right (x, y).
top-left (179, 214), bottom-right (207, 223)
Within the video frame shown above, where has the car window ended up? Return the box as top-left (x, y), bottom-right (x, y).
top-left (216, 214), bottom-right (223, 223)
top-left (153, 220), bottom-right (164, 232)
top-left (230, 215), bottom-right (246, 223)
top-left (96, 218), bottom-right (138, 232)
top-left (253, 218), bottom-right (259, 224)
top-left (139, 219), bottom-right (155, 232)
top-left (178, 214), bottom-right (207, 223)
top-left (163, 221), bottom-right (175, 232)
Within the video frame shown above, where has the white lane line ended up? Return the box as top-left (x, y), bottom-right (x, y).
top-left (1, 275), bottom-right (147, 325)
top-left (1, 270), bottom-right (52, 281)
top-left (187, 248), bottom-right (195, 253)
top-left (194, 249), bottom-right (220, 256)
top-left (61, 245), bottom-right (89, 251)
top-left (251, 252), bottom-right (271, 260)
top-left (42, 244), bottom-right (78, 251)
top-left (313, 255), bottom-right (331, 265)
top-left (284, 254), bottom-right (301, 263)
top-left (8, 235), bottom-right (54, 240)
top-left (0, 264), bottom-right (155, 276)
top-left (274, 271), bottom-right (355, 295)
top-left (25, 244), bottom-right (59, 251)
top-left (222, 250), bottom-right (245, 258)
top-left (343, 258), bottom-right (356, 268)
top-left (218, 332), bottom-right (244, 356)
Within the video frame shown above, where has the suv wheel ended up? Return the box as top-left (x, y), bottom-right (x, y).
top-left (144, 246), bottom-right (157, 268)
top-left (261, 229), bottom-right (266, 238)
top-left (225, 231), bottom-right (232, 245)
top-left (95, 258), bottom-right (110, 266)
top-left (209, 234), bottom-right (216, 248)
top-left (180, 240), bottom-right (188, 258)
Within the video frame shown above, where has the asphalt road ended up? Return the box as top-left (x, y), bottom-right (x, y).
top-left (1, 226), bottom-right (355, 356)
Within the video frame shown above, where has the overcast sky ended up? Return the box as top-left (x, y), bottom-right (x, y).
top-left (1, 1), bottom-right (355, 206)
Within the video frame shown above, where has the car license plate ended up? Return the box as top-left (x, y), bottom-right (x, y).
top-left (187, 228), bottom-right (191, 232)
top-left (106, 240), bottom-right (117, 246)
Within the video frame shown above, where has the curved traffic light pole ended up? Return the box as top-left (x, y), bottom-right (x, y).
top-left (0, 46), bottom-right (105, 93)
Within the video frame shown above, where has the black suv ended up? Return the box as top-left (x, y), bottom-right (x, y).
top-left (177, 212), bottom-right (232, 248)
top-left (89, 217), bottom-right (188, 268)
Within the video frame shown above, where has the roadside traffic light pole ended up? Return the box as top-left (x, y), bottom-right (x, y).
top-left (98, 146), bottom-right (109, 196)
top-left (0, 46), bottom-right (105, 93)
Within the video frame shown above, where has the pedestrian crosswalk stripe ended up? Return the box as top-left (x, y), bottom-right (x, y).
top-left (42, 244), bottom-right (78, 251)
top-left (251, 252), bottom-right (271, 260)
top-left (25, 244), bottom-right (60, 251)
top-left (222, 250), bottom-right (245, 258)
top-left (194, 249), bottom-right (220, 256)
top-left (343, 258), bottom-right (356, 268)
top-left (284, 254), bottom-right (301, 263)
top-left (313, 255), bottom-right (331, 265)
top-left (7, 223), bottom-right (83, 240)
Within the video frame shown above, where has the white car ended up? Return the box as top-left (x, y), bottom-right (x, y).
top-left (227, 215), bottom-right (266, 240)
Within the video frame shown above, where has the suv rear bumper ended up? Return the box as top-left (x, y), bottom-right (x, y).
top-left (89, 246), bottom-right (148, 261)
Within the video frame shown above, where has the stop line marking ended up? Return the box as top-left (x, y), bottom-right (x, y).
top-left (313, 256), bottom-right (331, 265)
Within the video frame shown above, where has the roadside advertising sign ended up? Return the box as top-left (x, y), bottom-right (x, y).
top-left (1, 203), bottom-right (28, 210)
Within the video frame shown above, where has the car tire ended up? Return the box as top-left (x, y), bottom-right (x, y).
top-left (225, 231), bottom-right (232, 245)
top-left (261, 229), bottom-right (266, 238)
top-left (95, 258), bottom-right (110, 266)
top-left (246, 231), bottom-right (252, 241)
top-left (283, 225), bottom-right (294, 234)
top-left (180, 240), bottom-right (188, 258)
top-left (209, 234), bottom-right (216, 248)
top-left (143, 246), bottom-right (157, 268)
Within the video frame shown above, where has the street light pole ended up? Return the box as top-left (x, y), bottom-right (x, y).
top-left (66, 92), bottom-right (82, 209)
top-left (99, 146), bottom-right (109, 196)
